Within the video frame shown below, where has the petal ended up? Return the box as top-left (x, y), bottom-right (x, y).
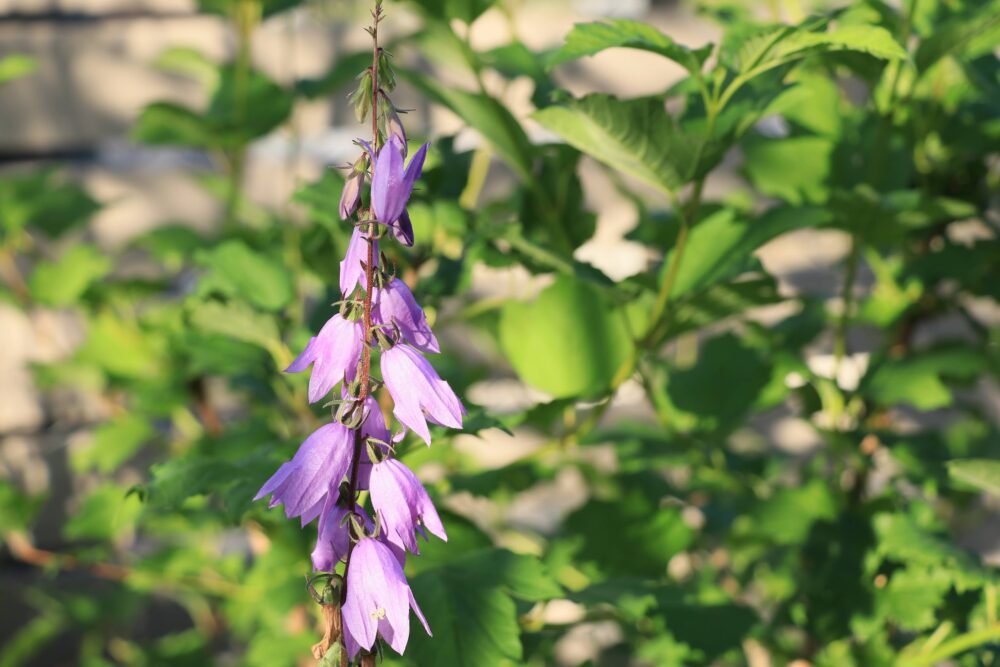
top-left (401, 143), bottom-right (429, 194)
top-left (375, 279), bottom-right (439, 354)
top-left (285, 337), bottom-right (318, 373)
top-left (381, 347), bottom-right (433, 445)
top-left (372, 143), bottom-right (406, 225)
top-left (340, 227), bottom-right (374, 297)
top-left (392, 209), bottom-right (415, 247)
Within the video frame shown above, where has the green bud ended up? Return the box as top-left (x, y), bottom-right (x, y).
top-left (350, 69), bottom-right (373, 123)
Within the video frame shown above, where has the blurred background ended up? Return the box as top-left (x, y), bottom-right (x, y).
top-left (1, 0), bottom-right (999, 665)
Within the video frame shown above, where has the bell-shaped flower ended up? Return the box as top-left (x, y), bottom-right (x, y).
top-left (342, 536), bottom-right (430, 658)
top-left (380, 344), bottom-right (464, 445)
top-left (341, 393), bottom-right (391, 491)
top-left (254, 423), bottom-right (354, 521)
top-left (340, 227), bottom-right (378, 297)
top-left (374, 278), bottom-right (439, 353)
top-left (311, 496), bottom-right (353, 571)
top-left (370, 457), bottom-right (447, 553)
top-left (371, 140), bottom-right (428, 226)
top-left (286, 314), bottom-right (364, 403)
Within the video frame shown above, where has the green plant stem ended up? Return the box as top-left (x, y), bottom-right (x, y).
top-left (899, 624), bottom-right (1000, 667)
top-left (832, 237), bottom-right (859, 378)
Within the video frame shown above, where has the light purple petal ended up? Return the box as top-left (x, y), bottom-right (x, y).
top-left (340, 227), bottom-right (378, 297)
top-left (372, 142), bottom-right (406, 225)
top-left (285, 337), bottom-right (318, 373)
top-left (301, 314), bottom-right (365, 404)
top-left (253, 423), bottom-right (354, 521)
top-left (381, 344), bottom-right (464, 444)
top-left (374, 278), bottom-right (439, 354)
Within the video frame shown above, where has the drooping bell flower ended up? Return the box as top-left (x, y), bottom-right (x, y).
top-left (380, 344), bottom-right (465, 445)
top-left (342, 392), bottom-right (391, 490)
top-left (371, 140), bottom-right (428, 227)
top-left (374, 278), bottom-right (439, 354)
top-left (254, 422), bottom-right (354, 521)
top-left (340, 227), bottom-right (379, 297)
top-left (311, 496), bottom-right (353, 571)
top-left (342, 536), bottom-right (431, 658)
top-left (286, 313), bottom-right (365, 403)
top-left (370, 457), bottom-right (447, 553)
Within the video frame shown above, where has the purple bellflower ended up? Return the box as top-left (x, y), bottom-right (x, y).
top-left (371, 139), bottom-right (428, 227)
top-left (340, 226), bottom-right (378, 297)
top-left (342, 536), bottom-right (431, 658)
top-left (311, 497), bottom-right (353, 571)
top-left (258, 19), bottom-right (464, 658)
top-left (374, 278), bottom-right (439, 353)
top-left (381, 343), bottom-right (465, 445)
top-left (370, 457), bottom-right (447, 553)
top-left (254, 422), bottom-right (354, 521)
top-left (286, 314), bottom-right (365, 403)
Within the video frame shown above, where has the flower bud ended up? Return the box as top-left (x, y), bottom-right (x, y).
top-left (386, 104), bottom-right (407, 157)
top-left (339, 158), bottom-right (367, 220)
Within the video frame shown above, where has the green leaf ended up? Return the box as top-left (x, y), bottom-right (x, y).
top-left (861, 347), bottom-right (983, 410)
top-left (498, 276), bottom-right (633, 398)
top-left (0, 481), bottom-right (45, 532)
top-left (665, 206), bottom-right (820, 299)
top-left (565, 490), bottom-right (694, 577)
top-left (875, 566), bottom-right (952, 632)
top-left (533, 94), bottom-right (708, 195)
top-left (737, 479), bottom-right (837, 545)
top-left (667, 333), bottom-right (771, 430)
top-left (0, 54), bottom-right (37, 84)
top-left (0, 169), bottom-right (99, 240)
top-left (63, 485), bottom-right (142, 541)
top-left (948, 459), bottom-right (1000, 495)
top-left (132, 102), bottom-right (211, 147)
top-left (742, 135), bottom-right (834, 205)
top-left (915, 4), bottom-right (1000, 72)
top-left (403, 71), bottom-right (534, 180)
top-left (549, 19), bottom-right (712, 74)
top-left (29, 245), bottom-right (111, 306)
top-left (196, 240), bottom-right (293, 311)
top-left (408, 0), bottom-right (497, 24)
top-left (71, 414), bottom-right (153, 474)
top-left (76, 312), bottom-right (161, 379)
top-left (187, 299), bottom-right (280, 351)
top-left (407, 549), bottom-right (560, 667)
top-left (728, 23), bottom-right (906, 81)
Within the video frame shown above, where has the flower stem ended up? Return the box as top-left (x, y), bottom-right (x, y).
top-left (339, 4), bottom-right (384, 654)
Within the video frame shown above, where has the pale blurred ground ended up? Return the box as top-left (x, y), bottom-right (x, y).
top-left (1, 1), bottom-right (1000, 662)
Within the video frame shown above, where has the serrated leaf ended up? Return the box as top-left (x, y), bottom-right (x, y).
top-left (861, 347), bottom-right (983, 410)
top-left (72, 414), bottom-right (153, 474)
top-left (64, 485), bottom-right (142, 541)
top-left (196, 240), bottom-right (293, 311)
top-left (29, 245), bottom-right (111, 306)
top-left (948, 459), bottom-right (1000, 495)
top-left (187, 299), bottom-right (280, 351)
top-left (533, 94), bottom-right (709, 195)
top-left (549, 19), bottom-right (712, 74)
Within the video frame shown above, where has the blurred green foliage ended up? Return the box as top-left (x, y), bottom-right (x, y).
top-left (1, 0), bottom-right (1000, 665)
